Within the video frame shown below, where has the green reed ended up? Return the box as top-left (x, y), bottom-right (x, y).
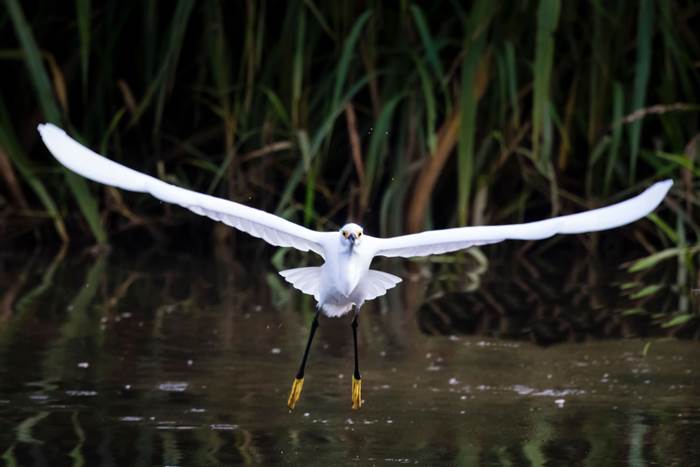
top-left (1, 0), bottom-right (698, 326)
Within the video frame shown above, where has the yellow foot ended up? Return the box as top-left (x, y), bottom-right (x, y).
top-left (351, 375), bottom-right (362, 409)
top-left (287, 377), bottom-right (304, 410)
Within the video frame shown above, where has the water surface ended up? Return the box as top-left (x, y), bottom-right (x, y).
top-left (0, 251), bottom-right (698, 466)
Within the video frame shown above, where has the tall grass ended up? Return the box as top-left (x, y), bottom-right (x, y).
top-left (1, 1), bottom-right (698, 326)
top-left (5, 0), bottom-right (106, 244)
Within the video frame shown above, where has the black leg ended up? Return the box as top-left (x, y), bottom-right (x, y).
top-left (287, 310), bottom-right (320, 409)
top-left (296, 310), bottom-right (320, 379)
top-left (352, 313), bottom-right (360, 380)
top-left (351, 310), bottom-right (362, 409)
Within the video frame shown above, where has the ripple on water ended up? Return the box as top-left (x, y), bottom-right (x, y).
top-left (532, 388), bottom-right (585, 397)
top-left (209, 423), bottom-right (238, 431)
top-left (65, 390), bottom-right (98, 397)
top-left (119, 416), bottom-right (143, 422)
top-left (512, 384), bottom-right (535, 395)
top-left (157, 424), bottom-right (197, 431)
top-left (157, 382), bottom-right (189, 392)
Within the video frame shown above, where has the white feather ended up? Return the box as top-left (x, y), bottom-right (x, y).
top-left (38, 123), bottom-right (326, 257)
top-left (370, 180), bottom-right (672, 258)
top-left (355, 270), bottom-right (402, 301)
top-left (320, 303), bottom-right (354, 318)
top-left (280, 268), bottom-right (401, 307)
top-left (280, 267), bottom-right (322, 300)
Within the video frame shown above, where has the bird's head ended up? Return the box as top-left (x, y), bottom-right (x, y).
top-left (340, 223), bottom-right (364, 250)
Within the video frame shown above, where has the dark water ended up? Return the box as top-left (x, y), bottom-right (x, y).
top-left (0, 250), bottom-right (698, 466)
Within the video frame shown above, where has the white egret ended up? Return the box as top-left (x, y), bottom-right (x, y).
top-left (38, 123), bottom-right (672, 410)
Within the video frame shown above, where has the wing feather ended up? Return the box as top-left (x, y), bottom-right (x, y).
top-left (356, 270), bottom-right (402, 301)
top-left (279, 267), bottom-right (321, 300)
top-left (372, 180), bottom-right (672, 258)
top-left (38, 123), bottom-right (326, 257)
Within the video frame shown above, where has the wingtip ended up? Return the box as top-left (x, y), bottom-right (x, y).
top-left (654, 179), bottom-right (673, 196)
top-left (641, 179), bottom-right (673, 214)
top-left (37, 122), bottom-right (63, 140)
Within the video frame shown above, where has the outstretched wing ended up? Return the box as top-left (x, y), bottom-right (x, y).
top-left (370, 180), bottom-right (672, 258)
top-left (38, 123), bottom-right (326, 257)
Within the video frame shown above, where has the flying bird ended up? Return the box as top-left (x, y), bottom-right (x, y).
top-left (38, 123), bottom-right (672, 410)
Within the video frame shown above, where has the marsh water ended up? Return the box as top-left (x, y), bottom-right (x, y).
top-left (0, 249), bottom-right (698, 466)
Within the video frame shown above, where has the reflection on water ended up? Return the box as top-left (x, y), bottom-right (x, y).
top-left (0, 250), bottom-right (698, 466)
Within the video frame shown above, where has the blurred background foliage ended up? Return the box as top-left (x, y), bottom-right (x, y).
top-left (0, 0), bottom-right (698, 332)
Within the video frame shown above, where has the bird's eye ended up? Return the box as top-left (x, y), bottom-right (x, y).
top-left (357, 231), bottom-right (362, 237)
top-left (342, 231), bottom-right (349, 238)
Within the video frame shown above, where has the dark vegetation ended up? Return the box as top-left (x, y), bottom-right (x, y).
top-left (1, 0), bottom-right (698, 335)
